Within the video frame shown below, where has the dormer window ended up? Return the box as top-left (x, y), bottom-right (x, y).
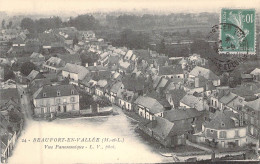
top-left (221, 122), bottom-right (225, 127)
top-left (71, 90), bottom-right (74, 94)
top-left (43, 93), bottom-right (46, 97)
top-left (57, 90), bottom-right (61, 96)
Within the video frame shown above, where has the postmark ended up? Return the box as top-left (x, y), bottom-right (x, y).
top-left (206, 22), bottom-right (249, 72)
top-left (220, 9), bottom-right (256, 55)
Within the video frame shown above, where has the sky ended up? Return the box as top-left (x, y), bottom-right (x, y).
top-left (0, 0), bottom-right (260, 15)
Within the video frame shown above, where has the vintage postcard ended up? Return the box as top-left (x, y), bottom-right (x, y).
top-left (0, 0), bottom-right (260, 163)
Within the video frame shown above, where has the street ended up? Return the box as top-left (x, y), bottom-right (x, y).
top-left (8, 96), bottom-right (173, 164)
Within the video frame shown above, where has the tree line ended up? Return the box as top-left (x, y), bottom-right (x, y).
top-left (20, 14), bottom-right (100, 34)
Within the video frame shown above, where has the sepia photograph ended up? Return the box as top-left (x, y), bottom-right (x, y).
top-left (0, 0), bottom-right (260, 163)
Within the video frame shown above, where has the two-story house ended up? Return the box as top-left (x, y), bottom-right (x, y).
top-left (202, 110), bottom-right (247, 149)
top-left (42, 57), bottom-right (65, 73)
top-left (134, 96), bottom-right (165, 120)
top-left (62, 63), bottom-right (90, 85)
top-left (32, 84), bottom-right (79, 117)
top-left (189, 66), bottom-right (220, 86)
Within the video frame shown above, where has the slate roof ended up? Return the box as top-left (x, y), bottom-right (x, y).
top-left (180, 94), bottom-right (205, 111)
top-left (124, 50), bottom-right (133, 60)
top-left (204, 110), bottom-right (242, 130)
top-left (167, 89), bottom-right (186, 104)
top-left (159, 65), bottom-right (183, 75)
top-left (146, 117), bottom-right (175, 139)
top-left (134, 96), bottom-right (165, 114)
top-left (119, 60), bottom-right (130, 69)
top-left (57, 54), bottom-right (81, 65)
top-left (110, 82), bottom-right (122, 93)
top-left (30, 52), bottom-right (44, 59)
top-left (219, 92), bottom-right (238, 105)
top-left (122, 74), bottom-right (145, 91)
top-left (33, 84), bottom-right (78, 99)
top-left (250, 68), bottom-right (260, 75)
top-left (189, 66), bottom-right (219, 80)
top-left (63, 63), bottom-right (89, 80)
top-left (245, 98), bottom-right (260, 111)
top-left (45, 57), bottom-right (64, 67)
top-left (164, 108), bottom-right (201, 122)
top-left (27, 70), bottom-right (43, 81)
top-left (97, 80), bottom-right (108, 88)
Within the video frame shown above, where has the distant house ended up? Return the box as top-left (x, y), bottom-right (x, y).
top-left (12, 36), bottom-right (25, 47)
top-left (0, 88), bottom-right (20, 105)
top-left (158, 65), bottom-right (184, 79)
top-left (250, 68), bottom-right (260, 81)
top-left (134, 96), bottom-right (166, 120)
top-left (57, 54), bottom-right (81, 65)
top-left (95, 80), bottom-right (108, 97)
top-left (180, 94), bottom-right (206, 111)
top-left (166, 89), bottom-right (186, 108)
top-left (117, 90), bottom-right (137, 111)
top-left (200, 110), bottom-right (247, 149)
top-left (109, 82), bottom-right (124, 104)
top-left (42, 57), bottom-right (65, 73)
top-left (26, 70), bottom-right (44, 82)
top-left (118, 60), bottom-right (133, 74)
top-left (32, 84), bottom-right (79, 116)
top-left (138, 116), bottom-right (185, 147)
top-left (242, 98), bottom-right (260, 143)
top-left (189, 66), bottom-right (220, 86)
top-left (153, 56), bottom-right (170, 69)
top-left (124, 50), bottom-right (134, 61)
top-left (28, 78), bottom-right (52, 94)
top-left (241, 74), bottom-right (253, 82)
top-left (122, 74), bottom-right (145, 95)
top-left (62, 63), bottom-right (90, 85)
top-left (164, 108), bottom-right (204, 135)
top-left (30, 52), bottom-right (45, 65)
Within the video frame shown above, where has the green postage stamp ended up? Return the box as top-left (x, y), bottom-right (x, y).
top-left (220, 9), bottom-right (256, 55)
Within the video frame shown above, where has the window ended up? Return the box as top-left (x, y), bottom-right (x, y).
top-left (70, 97), bottom-right (75, 102)
top-left (57, 91), bottom-right (60, 96)
top-left (47, 107), bottom-right (50, 113)
top-left (58, 106), bottom-right (61, 112)
top-left (210, 129), bottom-right (214, 133)
top-left (56, 98), bottom-right (60, 104)
top-left (63, 99), bottom-right (67, 103)
top-left (43, 93), bottom-right (46, 97)
top-left (221, 122), bottom-right (225, 127)
top-left (72, 104), bottom-right (75, 110)
top-left (71, 90), bottom-right (74, 94)
top-left (220, 131), bottom-right (226, 138)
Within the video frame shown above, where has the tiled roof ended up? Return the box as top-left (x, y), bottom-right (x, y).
top-left (124, 50), bottom-right (133, 60)
top-left (33, 84), bottom-right (78, 99)
top-left (159, 65), bottom-right (183, 76)
top-left (164, 108), bottom-right (201, 122)
top-left (134, 96), bottom-right (165, 114)
top-left (189, 66), bottom-right (219, 80)
top-left (122, 74), bottom-right (145, 91)
top-left (167, 89), bottom-right (186, 104)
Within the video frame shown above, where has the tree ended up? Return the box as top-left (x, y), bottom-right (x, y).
top-left (158, 38), bottom-right (166, 54)
top-left (4, 66), bottom-right (15, 81)
top-left (1, 19), bottom-right (5, 29)
top-left (20, 62), bottom-right (36, 76)
top-left (7, 21), bottom-right (12, 29)
top-left (21, 18), bottom-right (35, 33)
top-left (73, 36), bottom-right (79, 47)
